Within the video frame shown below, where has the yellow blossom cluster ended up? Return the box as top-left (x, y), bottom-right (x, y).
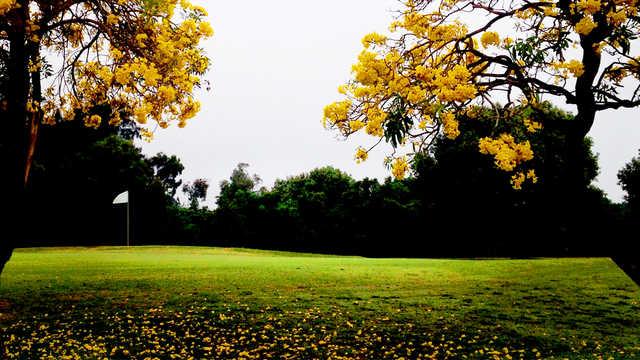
top-left (553, 60), bottom-right (585, 78)
top-left (16, 0), bottom-right (214, 136)
top-left (511, 169), bottom-right (538, 189)
top-left (543, 3), bottom-right (559, 16)
top-left (25, 100), bottom-right (39, 113)
top-left (365, 107), bottom-right (387, 137)
top-left (355, 147), bottom-right (369, 163)
top-left (323, 100), bottom-right (352, 129)
top-left (480, 31), bottom-right (500, 48)
top-left (391, 157), bottom-right (410, 180)
top-left (83, 114), bottom-right (102, 129)
top-left (478, 134), bottom-right (534, 172)
top-left (568, 0), bottom-right (638, 35)
top-left (605, 66), bottom-right (630, 83)
top-left (523, 118), bottom-right (543, 133)
top-left (575, 16), bottom-right (598, 35)
top-left (577, 0), bottom-right (602, 14)
top-left (431, 65), bottom-right (477, 103)
top-left (349, 119), bottom-right (365, 132)
top-left (607, 9), bottom-right (628, 26)
top-left (323, 10), bottom-right (476, 177)
top-left (140, 128), bottom-right (154, 142)
top-left (361, 32), bottom-right (387, 49)
top-left (418, 115), bottom-right (433, 131)
top-left (441, 112), bottom-right (460, 139)
top-left (0, 0), bottom-right (15, 16)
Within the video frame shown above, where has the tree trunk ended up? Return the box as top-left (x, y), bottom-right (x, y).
top-left (570, 80), bottom-right (639, 283)
top-left (564, 29), bottom-right (639, 282)
top-left (1, 2), bottom-right (30, 277)
top-left (561, 117), bottom-right (590, 256)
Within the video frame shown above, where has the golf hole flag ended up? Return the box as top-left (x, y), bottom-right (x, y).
top-left (113, 191), bottom-right (129, 205)
top-left (113, 191), bottom-right (131, 247)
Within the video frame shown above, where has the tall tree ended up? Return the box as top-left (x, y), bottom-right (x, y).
top-left (0, 0), bottom-right (213, 273)
top-left (214, 163), bottom-right (263, 243)
top-left (218, 163), bottom-right (262, 196)
top-left (323, 0), bottom-right (639, 269)
top-left (324, 0), bottom-right (639, 188)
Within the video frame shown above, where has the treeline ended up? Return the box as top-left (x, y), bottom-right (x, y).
top-left (188, 105), bottom-right (631, 257)
top-left (14, 105), bottom-right (638, 258)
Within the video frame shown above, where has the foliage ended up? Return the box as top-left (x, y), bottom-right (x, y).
top-left (324, 0), bottom-right (640, 185)
top-left (219, 163), bottom-right (262, 194)
top-left (1, 247), bottom-right (639, 359)
top-left (214, 163), bottom-right (263, 244)
top-left (215, 163), bottom-right (262, 227)
top-left (163, 204), bottom-right (216, 244)
top-left (268, 167), bottom-right (359, 247)
top-left (409, 104), bottom-right (615, 256)
top-left (269, 167), bottom-right (355, 221)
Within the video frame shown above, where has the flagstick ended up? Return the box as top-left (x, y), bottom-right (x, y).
top-left (127, 200), bottom-right (130, 248)
top-left (113, 191), bottom-right (130, 248)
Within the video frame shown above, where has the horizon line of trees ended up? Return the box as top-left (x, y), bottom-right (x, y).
top-left (11, 104), bottom-right (638, 260)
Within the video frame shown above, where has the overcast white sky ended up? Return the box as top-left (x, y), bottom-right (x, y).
top-left (142, 0), bottom-right (640, 206)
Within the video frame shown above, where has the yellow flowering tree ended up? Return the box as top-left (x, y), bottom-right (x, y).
top-left (324, 0), bottom-right (640, 187)
top-left (0, 0), bottom-right (212, 272)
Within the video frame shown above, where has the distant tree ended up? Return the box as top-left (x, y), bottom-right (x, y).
top-left (216, 164), bottom-right (261, 210)
top-left (264, 167), bottom-right (358, 251)
top-left (270, 167), bottom-right (354, 217)
top-left (183, 179), bottom-right (209, 210)
top-left (219, 163), bottom-right (262, 194)
top-left (149, 153), bottom-right (185, 199)
top-left (214, 163), bottom-right (263, 243)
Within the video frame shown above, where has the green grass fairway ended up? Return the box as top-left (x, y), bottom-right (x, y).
top-left (1, 247), bottom-right (639, 359)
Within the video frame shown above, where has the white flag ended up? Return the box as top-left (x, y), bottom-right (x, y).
top-left (113, 191), bottom-right (129, 205)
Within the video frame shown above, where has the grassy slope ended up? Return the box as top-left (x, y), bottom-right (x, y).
top-left (1, 246), bottom-right (639, 359)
